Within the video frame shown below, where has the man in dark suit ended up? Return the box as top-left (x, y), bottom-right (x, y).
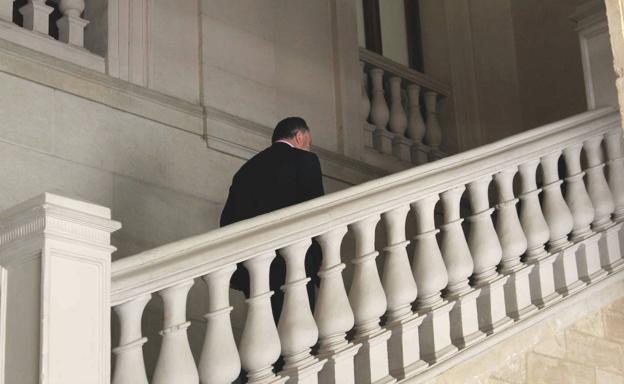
top-left (220, 117), bottom-right (324, 321)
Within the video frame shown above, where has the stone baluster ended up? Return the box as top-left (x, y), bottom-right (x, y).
top-left (112, 295), bottom-right (151, 384)
top-left (348, 215), bottom-right (394, 384)
top-left (466, 177), bottom-right (512, 334)
top-left (424, 91), bottom-right (442, 150)
top-left (369, 68), bottom-right (393, 154)
top-left (361, 62), bottom-right (371, 123)
top-left (0, 0), bottom-right (14, 21)
top-left (406, 85), bottom-right (426, 143)
top-left (152, 281), bottom-right (199, 384)
top-left (314, 227), bottom-right (360, 384)
top-left (381, 206), bottom-right (427, 379)
top-left (563, 144), bottom-right (605, 284)
top-left (407, 84), bottom-right (428, 165)
top-left (439, 187), bottom-right (484, 348)
top-left (388, 77), bottom-right (407, 136)
top-left (541, 152), bottom-right (585, 297)
top-left (19, 0), bottom-right (53, 35)
top-left (493, 168), bottom-right (536, 321)
top-left (541, 152), bottom-right (574, 252)
top-left (518, 161), bottom-right (560, 309)
top-left (277, 240), bottom-right (324, 382)
top-left (198, 265), bottom-right (241, 384)
top-left (389, 77), bottom-right (412, 161)
top-left (239, 253), bottom-right (284, 384)
top-left (584, 136), bottom-right (615, 230)
top-left (57, 0), bottom-right (89, 47)
top-left (584, 135), bottom-right (624, 273)
top-left (604, 129), bottom-right (624, 222)
top-left (411, 195), bottom-right (457, 363)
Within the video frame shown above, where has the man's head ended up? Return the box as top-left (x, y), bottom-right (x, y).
top-left (272, 117), bottom-right (312, 151)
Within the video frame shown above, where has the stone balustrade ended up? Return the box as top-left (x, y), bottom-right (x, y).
top-left (359, 48), bottom-right (451, 165)
top-left (0, 0), bottom-right (89, 47)
top-left (109, 108), bottom-right (624, 383)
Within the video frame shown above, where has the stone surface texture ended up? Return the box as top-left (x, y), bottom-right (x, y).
top-left (429, 285), bottom-right (624, 384)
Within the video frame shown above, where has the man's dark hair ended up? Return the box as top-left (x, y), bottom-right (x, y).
top-left (272, 117), bottom-right (309, 143)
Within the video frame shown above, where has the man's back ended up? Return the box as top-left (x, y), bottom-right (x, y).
top-left (220, 142), bottom-right (324, 226)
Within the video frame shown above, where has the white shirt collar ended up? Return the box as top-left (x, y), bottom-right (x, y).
top-left (275, 139), bottom-right (294, 148)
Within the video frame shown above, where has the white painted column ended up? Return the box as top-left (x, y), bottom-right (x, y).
top-left (563, 144), bottom-right (605, 284)
top-left (198, 265), bottom-right (241, 384)
top-left (19, 0), bottom-right (53, 35)
top-left (518, 161), bottom-right (561, 308)
top-left (0, 193), bottom-right (120, 384)
top-left (381, 206), bottom-right (427, 380)
top-left (583, 136), bottom-right (623, 273)
top-left (57, 0), bottom-right (89, 47)
top-left (0, 0), bottom-right (14, 21)
top-left (466, 177), bottom-right (512, 334)
top-left (277, 240), bottom-right (324, 384)
top-left (314, 227), bottom-right (359, 384)
top-left (439, 186), bottom-right (484, 348)
top-left (541, 152), bottom-right (585, 297)
top-left (239, 253), bottom-right (285, 384)
top-left (424, 91), bottom-right (442, 150)
top-left (348, 215), bottom-right (395, 384)
top-left (410, 196), bottom-right (457, 364)
top-left (493, 168), bottom-right (536, 321)
top-left (152, 281), bottom-right (199, 384)
top-left (112, 296), bottom-right (151, 384)
top-left (369, 68), bottom-right (393, 154)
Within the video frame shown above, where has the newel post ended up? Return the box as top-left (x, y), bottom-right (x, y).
top-left (0, 193), bottom-right (121, 384)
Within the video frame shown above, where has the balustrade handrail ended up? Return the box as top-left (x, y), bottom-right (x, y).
top-left (359, 47), bottom-right (451, 96)
top-left (111, 107), bottom-right (619, 305)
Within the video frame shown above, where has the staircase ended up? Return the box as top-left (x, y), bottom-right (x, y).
top-left (1, 108), bottom-right (623, 384)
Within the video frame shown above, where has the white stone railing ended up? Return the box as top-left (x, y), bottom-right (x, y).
top-left (108, 108), bottom-right (624, 383)
top-left (0, 0), bottom-right (103, 71)
top-left (360, 48), bottom-right (451, 165)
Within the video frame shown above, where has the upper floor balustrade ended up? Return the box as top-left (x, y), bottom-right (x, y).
top-left (105, 107), bottom-right (624, 383)
top-left (360, 48), bottom-right (451, 166)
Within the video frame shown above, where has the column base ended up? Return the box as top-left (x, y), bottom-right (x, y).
top-left (503, 264), bottom-right (537, 321)
top-left (249, 369), bottom-right (288, 384)
top-left (318, 343), bottom-right (361, 384)
top-left (576, 232), bottom-right (608, 284)
top-left (392, 136), bottom-right (413, 162)
top-left (447, 289), bottom-right (485, 349)
top-left (353, 328), bottom-right (396, 384)
top-left (527, 252), bottom-right (562, 309)
top-left (418, 301), bottom-right (458, 364)
top-left (553, 243), bottom-right (587, 297)
top-left (599, 223), bottom-right (624, 273)
top-left (281, 355), bottom-right (325, 384)
top-left (475, 275), bottom-right (513, 335)
top-left (386, 313), bottom-right (428, 380)
top-left (373, 128), bottom-right (394, 155)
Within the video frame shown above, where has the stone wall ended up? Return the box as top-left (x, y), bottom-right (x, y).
top-left (429, 280), bottom-right (624, 384)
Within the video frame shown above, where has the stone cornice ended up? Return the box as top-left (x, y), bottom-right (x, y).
top-left (0, 193), bottom-right (121, 251)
